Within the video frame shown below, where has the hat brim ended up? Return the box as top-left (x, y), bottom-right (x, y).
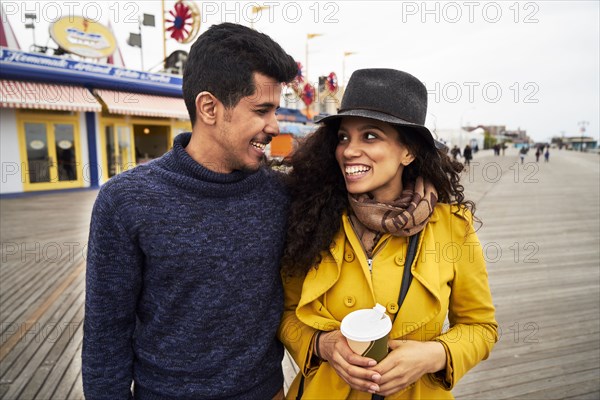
top-left (315, 109), bottom-right (441, 149)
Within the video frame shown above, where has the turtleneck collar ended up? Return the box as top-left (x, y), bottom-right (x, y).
top-left (155, 132), bottom-right (269, 197)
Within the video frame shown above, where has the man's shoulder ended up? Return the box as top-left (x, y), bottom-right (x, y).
top-left (96, 162), bottom-right (161, 204)
top-left (260, 168), bottom-right (290, 198)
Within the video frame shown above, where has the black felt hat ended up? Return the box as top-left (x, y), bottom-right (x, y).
top-left (315, 68), bottom-right (441, 149)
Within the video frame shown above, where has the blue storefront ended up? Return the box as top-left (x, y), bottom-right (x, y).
top-left (1, 47), bottom-right (192, 194)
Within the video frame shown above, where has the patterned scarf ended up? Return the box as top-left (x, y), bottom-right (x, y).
top-left (348, 177), bottom-right (438, 257)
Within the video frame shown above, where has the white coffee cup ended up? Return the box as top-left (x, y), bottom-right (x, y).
top-left (340, 304), bottom-right (392, 362)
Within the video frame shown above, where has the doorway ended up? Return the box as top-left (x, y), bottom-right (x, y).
top-left (18, 114), bottom-right (83, 191)
top-left (133, 125), bottom-right (170, 164)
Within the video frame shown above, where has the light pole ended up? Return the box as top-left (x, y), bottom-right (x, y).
top-left (127, 14), bottom-right (155, 71)
top-left (24, 13), bottom-right (37, 51)
top-left (250, 6), bottom-right (270, 29)
top-left (305, 33), bottom-right (323, 117)
top-left (342, 51), bottom-right (357, 90)
top-left (138, 17), bottom-right (144, 71)
top-left (577, 121), bottom-right (589, 152)
top-left (459, 107), bottom-right (476, 148)
top-left (162, 0), bottom-right (167, 65)
top-left (305, 34), bottom-right (323, 85)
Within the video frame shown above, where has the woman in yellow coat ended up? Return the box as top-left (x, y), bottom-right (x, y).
top-left (278, 69), bottom-right (498, 399)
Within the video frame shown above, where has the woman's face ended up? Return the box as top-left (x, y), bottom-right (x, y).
top-left (335, 117), bottom-right (415, 203)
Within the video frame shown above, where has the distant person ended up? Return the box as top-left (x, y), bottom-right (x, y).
top-left (519, 146), bottom-right (527, 164)
top-left (451, 145), bottom-right (461, 160)
top-left (544, 148), bottom-right (550, 162)
top-left (463, 144), bottom-right (473, 166)
top-left (83, 23), bottom-right (297, 400)
top-left (474, 143), bottom-right (479, 153)
top-left (535, 147), bottom-right (542, 162)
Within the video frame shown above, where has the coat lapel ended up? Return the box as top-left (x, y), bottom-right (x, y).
top-left (296, 228), bottom-right (345, 328)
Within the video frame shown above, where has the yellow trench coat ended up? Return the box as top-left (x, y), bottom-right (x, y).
top-left (278, 204), bottom-right (498, 400)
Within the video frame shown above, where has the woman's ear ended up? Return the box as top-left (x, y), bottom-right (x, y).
top-left (402, 152), bottom-right (416, 166)
top-left (195, 92), bottom-right (218, 125)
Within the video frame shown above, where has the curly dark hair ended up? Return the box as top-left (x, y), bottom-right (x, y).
top-left (281, 121), bottom-right (475, 276)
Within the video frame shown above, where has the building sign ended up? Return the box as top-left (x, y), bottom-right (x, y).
top-left (29, 140), bottom-right (45, 150)
top-left (0, 48), bottom-right (182, 96)
top-left (50, 16), bottom-right (117, 58)
top-left (58, 140), bottom-right (73, 150)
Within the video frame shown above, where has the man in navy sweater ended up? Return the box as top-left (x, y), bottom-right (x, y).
top-left (82, 23), bottom-right (297, 399)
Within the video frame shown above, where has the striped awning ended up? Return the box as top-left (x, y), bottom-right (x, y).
top-left (94, 89), bottom-right (188, 119)
top-left (0, 80), bottom-right (101, 112)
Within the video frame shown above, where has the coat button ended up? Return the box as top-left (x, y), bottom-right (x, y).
top-left (344, 296), bottom-right (356, 307)
top-left (395, 254), bottom-right (404, 266)
top-left (344, 251), bottom-right (355, 262)
top-left (387, 302), bottom-right (399, 314)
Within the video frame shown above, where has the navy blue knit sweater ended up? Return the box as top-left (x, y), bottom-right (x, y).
top-left (83, 133), bottom-right (289, 400)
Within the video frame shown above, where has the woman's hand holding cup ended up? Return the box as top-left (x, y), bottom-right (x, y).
top-left (369, 339), bottom-right (447, 396)
top-left (318, 330), bottom-right (382, 393)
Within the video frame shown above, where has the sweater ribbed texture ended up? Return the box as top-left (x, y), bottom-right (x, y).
top-left (83, 133), bottom-right (289, 399)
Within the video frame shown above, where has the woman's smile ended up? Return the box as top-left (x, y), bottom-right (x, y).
top-left (344, 164), bottom-right (372, 181)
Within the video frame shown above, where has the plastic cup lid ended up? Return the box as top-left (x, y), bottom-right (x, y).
top-left (340, 303), bottom-right (392, 342)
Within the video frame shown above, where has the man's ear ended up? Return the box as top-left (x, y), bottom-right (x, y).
top-left (195, 92), bottom-right (218, 125)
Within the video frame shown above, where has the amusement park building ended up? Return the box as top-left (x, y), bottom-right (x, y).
top-left (0, 46), bottom-right (194, 195)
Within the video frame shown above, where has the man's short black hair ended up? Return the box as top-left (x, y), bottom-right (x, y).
top-left (182, 23), bottom-right (297, 126)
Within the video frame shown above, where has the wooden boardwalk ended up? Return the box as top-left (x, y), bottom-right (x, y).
top-left (450, 149), bottom-right (600, 400)
top-left (1, 148), bottom-right (598, 399)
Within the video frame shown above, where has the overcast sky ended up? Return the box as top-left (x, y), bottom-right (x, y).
top-left (2, 0), bottom-right (599, 142)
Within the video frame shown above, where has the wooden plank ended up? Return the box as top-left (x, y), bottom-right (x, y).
top-left (50, 343), bottom-right (82, 400)
top-left (460, 339), bottom-right (598, 378)
top-left (1, 261), bottom-right (75, 338)
top-left (1, 258), bottom-right (45, 307)
top-left (457, 347), bottom-right (599, 392)
top-left (0, 240), bottom-right (84, 289)
top-left (19, 295), bottom-right (84, 399)
top-left (457, 365), bottom-right (600, 399)
top-left (0, 263), bottom-right (83, 363)
top-left (35, 320), bottom-right (83, 400)
top-left (1, 259), bottom-right (71, 322)
top-left (564, 388), bottom-right (600, 400)
top-left (0, 273), bottom-right (83, 386)
top-left (1, 293), bottom-right (82, 399)
top-left (67, 370), bottom-right (84, 400)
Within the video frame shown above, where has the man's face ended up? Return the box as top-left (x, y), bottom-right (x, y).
top-left (210, 73), bottom-right (282, 173)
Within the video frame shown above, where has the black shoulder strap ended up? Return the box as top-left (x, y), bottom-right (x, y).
top-left (398, 232), bottom-right (421, 308)
top-left (296, 375), bottom-right (305, 400)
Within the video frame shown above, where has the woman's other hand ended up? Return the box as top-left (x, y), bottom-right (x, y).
top-left (370, 340), bottom-right (447, 396)
top-left (318, 330), bottom-right (382, 393)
